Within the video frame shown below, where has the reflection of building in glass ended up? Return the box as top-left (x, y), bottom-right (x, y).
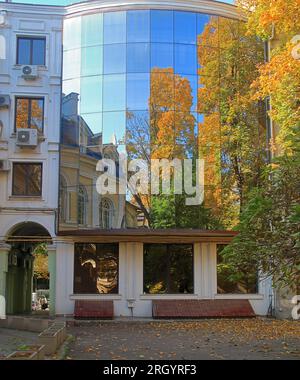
top-left (60, 92), bottom-right (142, 229)
top-left (0, 1), bottom-right (273, 319)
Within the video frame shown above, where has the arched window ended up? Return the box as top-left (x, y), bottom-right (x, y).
top-left (99, 198), bottom-right (114, 229)
top-left (60, 175), bottom-right (68, 223)
top-left (78, 185), bottom-right (87, 226)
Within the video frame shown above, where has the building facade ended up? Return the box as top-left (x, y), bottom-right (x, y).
top-left (0, 0), bottom-right (273, 318)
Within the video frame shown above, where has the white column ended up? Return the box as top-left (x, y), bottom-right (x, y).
top-left (0, 243), bottom-right (10, 319)
top-left (47, 244), bottom-right (56, 317)
top-left (0, 243), bottom-right (10, 296)
top-left (199, 242), bottom-right (217, 299)
top-left (55, 240), bottom-right (74, 316)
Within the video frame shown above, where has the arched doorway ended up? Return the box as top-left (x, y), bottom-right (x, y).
top-left (5, 222), bottom-right (52, 315)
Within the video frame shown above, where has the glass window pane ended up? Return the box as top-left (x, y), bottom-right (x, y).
top-left (64, 17), bottom-right (81, 51)
top-left (104, 11), bottom-right (126, 44)
top-left (32, 39), bottom-right (45, 65)
top-left (81, 113), bottom-right (102, 136)
top-left (16, 98), bottom-right (29, 129)
top-left (74, 243), bottom-right (119, 294)
top-left (144, 244), bottom-right (194, 294)
top-left (127, 10), bottom-right (150, 42)
top-left (127, 43), bottom-right (150, 73)
top-left (30, 99), bottom-right (44, 132)
top-left (175, 44), bottom-right (197, 75)
top-left (81, 13), bottom-right (103, 47)
top-left (175, 75), bottom-right (197, 112)
top-left (63, 49), bottom-right (81, 80)
top-left (103, 111), bottom-right (126, 145)
top-left (80, 76), bottom-right (103, 114)
top-left (62, 78), bottom-right (81, 98)
top-left (17, 38), bottom-right (31, 65)
top-left (174, 11), bottom-right (196, 44)
top-left (81, 46), bottom-right (103, 76)
top-left (27, 164), bottom-right (42, 196)
top-left (104, 44), bottom-right (126, 74)
top-left (197, 14), bottom-right (219, 47)
top-left (127, 73), bottom-right (150, 111)
top-left (13, 164), bottom-right (42, 196)
top-left (151, 43), bottom-right (173, 70)
top-left (103, 74), bottom-right (126, 111)
top-left (150, 71), bottom-right (175, 111)
top-left (151, 10), bottom-right (173, 43)
top-left (126, 110), bottom-right (150, 159)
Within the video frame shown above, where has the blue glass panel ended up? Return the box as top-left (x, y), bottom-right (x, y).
top-left (103, 74), bottom-right (126, 111)
top-left (80, 76), bottom-right (103, 114)
top-left (175, 44), bottom-right (197, 75)
top-left (81, 46), bottom-right (103, 76)
top-left (175, 75), bottom-right (197, 112)
top-left (151, 10), bottom-right (173, 43)
top-left (197, 14), bottom-right (219, 47)
top-left (103, 111), bottom-right (126, 145)
top-left (151, 43), bottom-right (174, 70)
top-left (127, 10), bottom-right (150, 42)
top-left (127, 73), bottom-right (150, 111)
top-left (104, 12), bottom-right (126, 44)
top-left (174, 11), bottom-right (196, 44)
top-left (81, 113), bottom-right (103, 135)
top-left (127, 43), bottom-right (150, 73)
top-left (104, 44), bottom-right (126, 74)
top-left (81, 13), bottom-right (103, 47)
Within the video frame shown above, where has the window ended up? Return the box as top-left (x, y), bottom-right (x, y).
top-left (15, 97), bottom-right (44, 133)
top-left (217, 245), bottom-right (258, 294)
top-left (78, 185), bottom-right (87, 226)
top-left (12, 163), bottom-right (42, 196)
top-left (144, 244), bottom-right (194, 294)
top-left (74, 243), bottom-right (119, 294)
top-left (60, 175), bottom-right (68, 223)
top-left (17, 37), bottom-right (46, 65)
top-left (99, 198), bottom-right (114, 229)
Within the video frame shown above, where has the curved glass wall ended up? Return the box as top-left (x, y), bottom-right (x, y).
top-left (59, 9), bottom-right (266, 231)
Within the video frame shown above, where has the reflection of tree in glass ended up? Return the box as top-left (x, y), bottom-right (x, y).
top-left (198, 17), bottom-right (266, 228)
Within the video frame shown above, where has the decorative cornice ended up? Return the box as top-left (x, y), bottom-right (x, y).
top-left (1, 1), bottom-right (244, 21)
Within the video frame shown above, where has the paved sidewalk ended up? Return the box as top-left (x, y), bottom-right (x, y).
top-left (67, 319), bottom-right (300, 360)
top-left (0, 328), bottom-right (38, 358)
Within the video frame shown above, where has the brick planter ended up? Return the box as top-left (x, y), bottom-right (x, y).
top-left (6, 351), bottom-right (38, 360)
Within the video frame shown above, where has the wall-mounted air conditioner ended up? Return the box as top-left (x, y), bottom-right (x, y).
top-left (0, 95), bottom-right (10, 109)
top-left (21, 65), bottom-right (39, 80)
top-left (16, 129), bottom-right (38, 148)
top-left (0, 160), bottom-right (10, 171)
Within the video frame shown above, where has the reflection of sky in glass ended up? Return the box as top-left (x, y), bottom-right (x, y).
top-left (61, 10), bottom-right (231, 137)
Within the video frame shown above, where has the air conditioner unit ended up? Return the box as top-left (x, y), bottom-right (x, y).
top-left (16, 129), bottom-right (38, 147)
top-left (0, 160), bottom-right (10, 171)
top-left (21, 65), bottom-right (39, 80)
top-left (0, 95), bottom-right (10, 109)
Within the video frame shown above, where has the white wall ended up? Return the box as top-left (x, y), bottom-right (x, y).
top-left (0, 6), bottom-right (63, 241)
top-left (57, 241), bottom-right (271, 317)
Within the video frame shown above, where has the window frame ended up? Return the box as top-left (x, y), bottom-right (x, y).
top-left (143, 243), bottom-right (195, 295)
top-left (12, 162), bottom-right (43, 197)
top-left (74, 243), bottom-right (120, 295)
top-left (16, 36), bottom-right (46, 66)
top-left (14, 96), bottom-right (45, 133)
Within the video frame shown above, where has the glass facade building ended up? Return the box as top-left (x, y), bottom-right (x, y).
top-left (60, 9), bottom-right (266, 232)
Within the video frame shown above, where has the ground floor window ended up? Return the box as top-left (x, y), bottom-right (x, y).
top-left (217, 245), bottom-right (258, 294)
top-left (144, 244), bottom-right (194, 294)
top-left (74, 243), bottom-right (119, 294)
